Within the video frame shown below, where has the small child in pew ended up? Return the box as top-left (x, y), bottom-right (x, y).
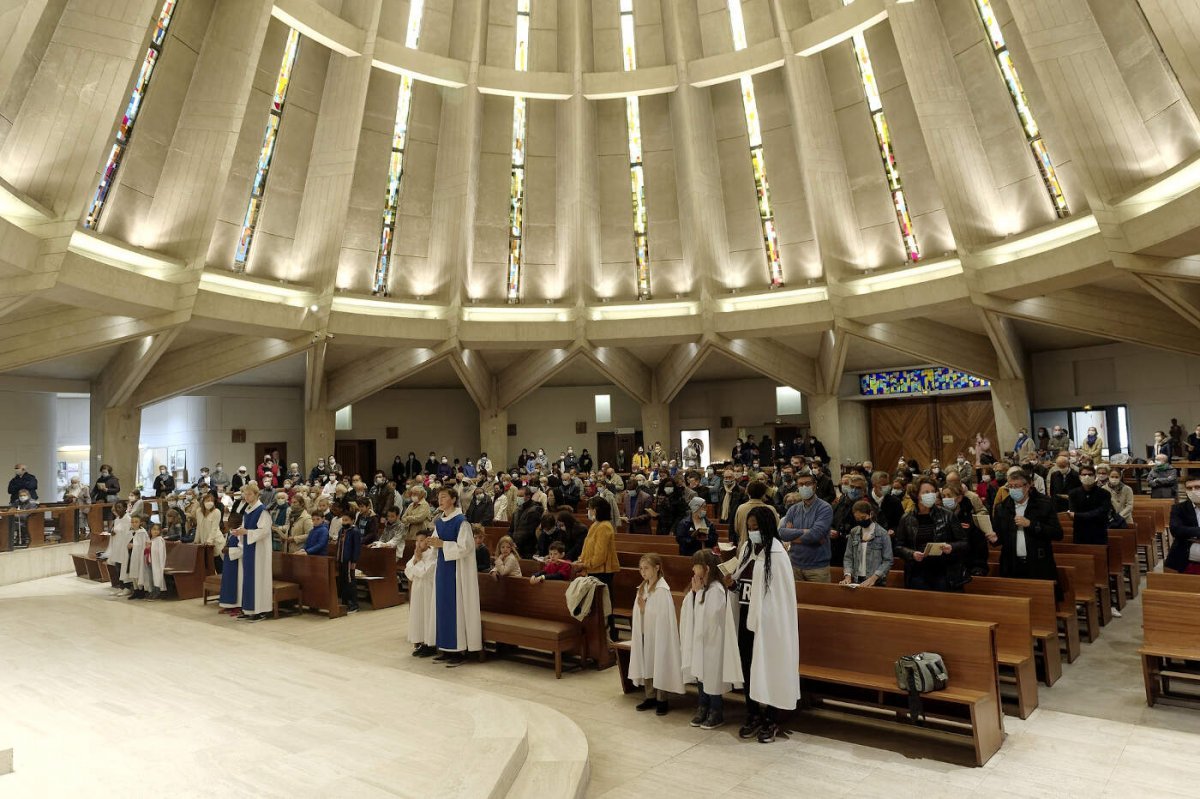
top-left (629, 553), bottom-right (684, 716)
top-left (680, 550), bottom-right (743, 730)
top-left (163, 508), bottom-right (184, 542)
top-left (528, 541), bottom-right (570, 584)
top-left (145, 523), bottom-right (167, 600)
top-left (491, 535), bottom-right (522, 579)
top-left (336, 511), bottom-right (362, 614)
top-left (404, 531), bottom-right (437, 657)
top-left (473, 524), bottom-right (492, 573)
top-left (121, 514), bottom-right (149, 599)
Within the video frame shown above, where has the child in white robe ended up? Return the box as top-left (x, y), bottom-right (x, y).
top-left (145, 523), bottom-right (167, 599)
top-left (629, 553), bottom-right (683, 715)
top-left (101, 502), bottom-right (131, 594)
top-left (679, 550), bottom-right (742, 729)
top-left (404, 531), bottom-right (437, 657)
top-left (121, 515), bottom-right (149, 599)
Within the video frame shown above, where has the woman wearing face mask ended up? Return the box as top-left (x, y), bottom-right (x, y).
top-left (1103, 468), bottom-right (1133, 527)
top-left (195, 492), bottom-right (226, 570)
top-left (1148, 454), bottom-right (1179, 499)
top-left (941, 484), bottom-right (988, 576)
top-left (975, 468), bottom-right (999, 511)
top-left (1079, 427), bottom-right (1104, 463)
top-left (894, 478), bottom-right (970, 591)
top-left (92, 464), bottom-right (121, 520)
top-left (465, 485), bottom-right (494, 525)
top-left (574, 496), bottom-right (620, 638)
top-left (654, 478), bottom-right (687, 537)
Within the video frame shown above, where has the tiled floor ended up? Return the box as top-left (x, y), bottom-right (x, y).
top-left (3, 572), bottom-right (1200, 798)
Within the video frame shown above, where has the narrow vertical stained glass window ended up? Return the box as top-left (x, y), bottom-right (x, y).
top-left (506, 0), bottom-right (531, 302)
top-left (371, 0), bottom-right (426, 296)
top-left (843, 0), bottom-right (920, 262)
top-left (84, 0), bottom-right (177, 230)
top-left (973, 0), bottom-right (1068, 218)
top-left (726, 1), bottom-right (784, 288)
top-left (620, 0), bottom-right (651, 300)
top-left (233, 27), bottom-right (301, 272)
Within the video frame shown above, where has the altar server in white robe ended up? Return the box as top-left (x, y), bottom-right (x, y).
top-left (629, 553), bottom-right (684, 715)
top-left (680, 550), bottom-right (742, 729)
top-left (729, 506), bottom-right (799, 744)
top-left (146, 523), bottom-right (167, 599)
top-left (428, 486), bottom-right (482, 667)
top-left (229, 482), bottom-right (273, 621)
top-left (120, 514), bottom-right (149, 598)
top-left (404, 530), bottom-right (437, 656)
top-left (102, 501), bottom-right (131, 593)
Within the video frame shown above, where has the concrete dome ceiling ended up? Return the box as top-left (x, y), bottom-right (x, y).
top-left (0, 0), bottom-right (1199, 426)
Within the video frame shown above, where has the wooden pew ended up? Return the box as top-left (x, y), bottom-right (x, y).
top-left (356, 546), bottom-right (403, 609)
top-left (1140, 588), bottom-right (1200, 708)
top-left (1053, 565), bottom-right (1081, 665)
top-left (476, 573), bottom-right (612, 676)
top-left (1059, 520), bottom-right (1137, 603)
top-left (1147, 571), bottom-right (1200, 593)
top-left (163, 542), bottom-right (212, 599)
top-left (981, 549), bottom-right (1090, 656)
top-left (72, 534), bottom-right (110, 581)
top-left (1130, 508), bottom-right (1158, 571)
top-left (1054, 553), bottom-right (1100, 644)
top-left (829, 566), bottom-right (904, 587)
top-left (1053, 543), bottom-right (1114, 625)
top-left (964, 576), bottom-right (1062, 686)
top-left (274, 553), bottom-right (341, 618)
top-left (794, 581), bottom-right (1037, 719)
top-left (798, 605), bottom-right (1005, 767)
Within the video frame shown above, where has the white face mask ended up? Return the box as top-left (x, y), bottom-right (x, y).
top-left (1081, 475), bottom-right (1096, 487)
top-left (748, 530), bottom-right (762, 545)
top-left (919, 492), bottom-right (938, 508)
top-left (941, 497), bottom-right (956, 510)
top-left (1188, 489), bottom-right (1200, 505)
top-left (664, 486), bottom-right (674, 495)
top-left (797, 485), bottom-right (814, 501)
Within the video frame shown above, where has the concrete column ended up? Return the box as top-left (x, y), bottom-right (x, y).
top-left (661, 0), bottom-right (730, 299)
top-left (480, 409), bottom-right (508, 474)
top-left (990, 378), bottom-right (1031, 460)
top-left (303, 408), bottom-right (335, 471)
top-left (1006, 0), bottom-right (1163, 203)
top-left (640, 402), bottom-right (671, 455)
top-left (885, 0), bottom-right (1005, 250)
top-left (556, 0), bottom-right (599, 302)
top-left (808, 393), bottom-right (841, 468)
top-left (90, 401), bottom-right (141, 493)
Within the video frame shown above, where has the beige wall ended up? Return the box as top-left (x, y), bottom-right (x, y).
top-left (671, 377), bottom-right (807, 464)
top-left (507, 384), bottom-right (641, 464)
top-left (343, 387), bottom-right (481, 469)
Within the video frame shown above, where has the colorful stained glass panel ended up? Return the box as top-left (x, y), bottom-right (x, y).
top-left (860, 368), bottom-right (990, 396)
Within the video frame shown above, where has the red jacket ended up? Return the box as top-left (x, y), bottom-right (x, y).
top-left (538, 558), bottom-right (573, 581)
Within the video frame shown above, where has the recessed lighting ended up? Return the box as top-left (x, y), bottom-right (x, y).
top-left (309, 303), bottom-right (319, 312)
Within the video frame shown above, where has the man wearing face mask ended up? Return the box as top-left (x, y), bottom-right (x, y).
top-left (829, 474), bottom-right (868, 566)
top-left (986, 470), bottom-right (1061, 588)
top-left (715, 469), bottom-right (747, 533)
top-left (8, 463), bottom-right (38, 505)
top-left (811, 460), bottom-right (836, 504)
top-left (509, 485), bottom-right (543, 557)
top-left (868, 471), bottom-right (903, 532)
top-left (1048, 426), bottom-right (1071, 453)
top-left (1165, 476), bottom-right (1200, 574)
top-left (153, 465), bottom-right (175, 498)
top-left (1048, 455), bottom-right (1081, 513)
top-left (1147, 454), bottom-right (1178, 499)
top-left (465, 484), bottom-right (494, 525)
top-left (1067, 464), bottom-right (1110, 546)
top-left (9, 486), bottom-right (38, 548)
top-left (1101, 467), bottom-right (1133, 528)
top-left (779, 470), bottom-right (833, 582)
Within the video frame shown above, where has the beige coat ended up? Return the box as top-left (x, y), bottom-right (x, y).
top-left (194, 507), bottom-right (224, 549)
top-left (1079, 436), bottom-right (1104, 463)
top-left (402, 499), bottom-right (433, 540)
top-left (492, 552), bottom-right (522, 578)
top-left (280, 510), bottom-right (313, 554)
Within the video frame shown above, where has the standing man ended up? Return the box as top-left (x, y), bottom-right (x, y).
top-left (778, 470), bottom-right (833, 582)
top-left (1166, 476), bottom-right (1200, 574)
top-left (428, 486), bottom-right (482, 667)
top-left (1047, 455), bottom-right (1081, 513)
top-left (986, 470), bottom-right (1061, 586)
top-left (8, 464), bottom-right (38, 504)
top-left (228, 482), bottom-right (273, 622)
top-left (1067, 464), bottom-right (1110, 545)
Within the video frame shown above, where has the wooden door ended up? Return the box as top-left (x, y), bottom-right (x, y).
top-left (255, 442), bottom-right (287, 469)
top-left (935, 396), bottom-right (997, 465)
top-left (335, 439), bottom-right (377, 479)
top-left (870, 400), bottom-right (936, 470)
top-left (596, 433), bottom-right (617, 473)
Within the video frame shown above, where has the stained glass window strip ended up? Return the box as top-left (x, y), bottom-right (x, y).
top-left (233, 27), bottom-right (301, 272)
top-left (371, 0), bottom-right (425, 296)
top-left (843, 1), bottom-right (920, 262)
top-left (726, 1), bottom-right (784, 288)
top-left (84, 0), bottom-right (177, 230)
top-left (507, 0), bottom-right (531, 302)
top-left (972, 0), bottom-right (1068, 217)
top-left (620, 1), bottom-right (651, 299)
top-left (860, 367), bottom-right (990, 397)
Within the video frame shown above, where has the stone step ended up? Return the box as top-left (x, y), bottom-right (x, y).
top-left (505, 702), bottom-right (589, 799)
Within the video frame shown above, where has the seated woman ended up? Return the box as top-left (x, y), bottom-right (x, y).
top-left (675, 496), bottom-right (716, 557)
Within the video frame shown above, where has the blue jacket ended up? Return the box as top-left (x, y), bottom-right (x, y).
top-left (778, 497), bottom-right (833, 569)
top-left (304, 521), bottom-right (329, 556)
top-left (337, 523), bottom-right (362, 563)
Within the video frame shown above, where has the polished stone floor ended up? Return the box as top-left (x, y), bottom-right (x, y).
top-left (2, 572), bottom-right (1199, 798)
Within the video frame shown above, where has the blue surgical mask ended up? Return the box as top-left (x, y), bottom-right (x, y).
top-left (844, 487), bottom-right (861, 500)
top-left (748, 530), bottom-right (762, 545)
top-left (941, 497), bottom-right (956, 510)
top-left (1008, 487), bottom-right (1025, 502)
top-left (919, 492), bottom-right (938, 508)
top-left (797, 486), bottom-right (814, 501)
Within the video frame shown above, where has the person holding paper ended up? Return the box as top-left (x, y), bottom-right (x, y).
top-left (988, 469), bottom-right (1061, 588)
top-left (894, 478), bottom-right (970, 592)
top-left (841, 501), bottom-right (892, 587)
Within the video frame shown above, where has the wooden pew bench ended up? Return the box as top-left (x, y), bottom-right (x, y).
top-left (163, 542), bottom-right (212, 600)
top-left (965, 576), bottom-right (1062, 686)
top-left (201, 574), bottom-right (303, 619)
top-left (798, 605), bottom-right (1005, 767)
top-left (72, 534), bottom-right (109, 581)
top-left (476, 574), bottom-right (612, 677)
top-left (1053, 542), bottom-right (1114, 625)
top-left (1147, 572), bottom-right (1200, 592)
top-left (1140, 588), bottom-right (1200, 708)
top-left (356, 546), bottom-right (403, 609)
top-left (1053, 553), bottom-right (1099, 645)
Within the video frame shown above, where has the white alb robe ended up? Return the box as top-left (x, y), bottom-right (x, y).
top-left (430, 510), bottom-right (483, 652)
top-left (103, 513), bottom-right (131, 566)
top-left (229, 501), bottom-right (273, 615)
top-left (628, 577), bottom-right (684, 694)
top-left (747, 539), bottom-right (800, 710)
top-left (679, 581), bottom-right (743, 693)
top-left (146, 536), bottom-right (166, 590)
top-left (121, 528), bottom-right (149, 587)
top-left (403, 547), bottom-right (437, 645)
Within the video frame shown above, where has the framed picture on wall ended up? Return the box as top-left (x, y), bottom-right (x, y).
top-left (173, 448), bottom-right (186, 478)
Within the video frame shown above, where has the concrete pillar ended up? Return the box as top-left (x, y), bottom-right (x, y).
top-left (90, 402), bottom-right (141, 493)
top-left (990, 378), bottom-right (1031, 461)
top-left (640, 402), bottom-right (671, 456)
top-left (304, 408), bottom-right (335, 471)
top-left (480, 409), bottom-right (508, 474)
top-left (556, 0), bottom-right (599, 301)
top-left (808, 393), bottom-right (841, 468)
top-left (885, 0), bottom-right (1005, 250)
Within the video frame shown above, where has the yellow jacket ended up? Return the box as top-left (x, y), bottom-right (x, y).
top-left (631, 453), bottom-right (650, 471)
top-left (577, 521), bottom-right (619, 574)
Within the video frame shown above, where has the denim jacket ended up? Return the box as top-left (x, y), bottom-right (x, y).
top-left (843, 522), bottom-right (894, 581)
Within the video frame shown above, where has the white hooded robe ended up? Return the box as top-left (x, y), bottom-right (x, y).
top-left (747, 539), bottom-right (800, 710)
top-left (146, 535), bottom-right (166, 591)
top-left (120, 527), bottom-right (149, 587)
top-left (404, 547), bottom-right (437, 645)
top-left (628, 576), bottom-right (684, 694)
top-left (679, 581), bottom-right (743, 693)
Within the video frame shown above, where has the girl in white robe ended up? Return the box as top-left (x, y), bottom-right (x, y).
top-left (629, 553), bottom-right (683, 714)
top-left (403, 532), bottom-right (437, 656)
top-left (120, 515), bottom-right (149, 598)
top-left (102, 502), bottom-right (131, 592)
top-left (730, 506), bottom-right (799, 743)
top-left (679, 550), bottom-right (742, 728)
top-left (145, 523), bottom-right (167, 599)
top-left (229, 483), bottom-right (274, 620)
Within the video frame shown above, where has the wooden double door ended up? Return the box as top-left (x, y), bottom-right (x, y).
top-left (869, 395), bottom-right (996, 469)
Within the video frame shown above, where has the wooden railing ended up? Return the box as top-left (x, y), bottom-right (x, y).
top-left (0, 502), bottom-right (114, 553)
